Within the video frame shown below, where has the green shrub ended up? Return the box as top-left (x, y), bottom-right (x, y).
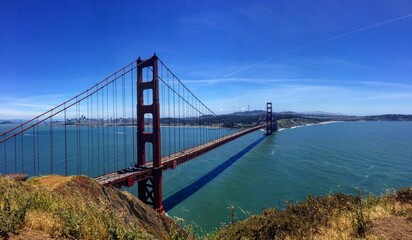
top-left (0, 197), bottom-right (28, 239)
top-left (395, 188), bottom-right (412, 203)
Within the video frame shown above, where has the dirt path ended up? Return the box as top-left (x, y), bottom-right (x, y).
top-left (371, 215), bottom-right (412, 240)
top-left (35, 175), bottom-right (73, 189)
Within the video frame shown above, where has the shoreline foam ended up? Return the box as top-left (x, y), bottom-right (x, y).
top-left (282, 121), bottom-right (339, 131)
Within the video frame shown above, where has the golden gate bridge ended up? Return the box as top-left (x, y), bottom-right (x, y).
top-left (0, 54), bottom-right (275, 213)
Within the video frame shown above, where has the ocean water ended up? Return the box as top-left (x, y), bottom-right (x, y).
top-left (0, 125), bottom-right (235, 177)
top-left (1, 121), bottom-right (411, 234)
top-left (161, 121), bottom-right (412, 234)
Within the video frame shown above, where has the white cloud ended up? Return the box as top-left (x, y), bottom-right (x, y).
top-left (195, 77), bottom-right (412, 115)
top-left (0, 94), bottom-right (71, 119)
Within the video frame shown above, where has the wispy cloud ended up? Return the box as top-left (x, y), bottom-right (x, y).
top-left (218, 12), bottom-right (412, 79)
top-left (179, 11), bottom-right (242, 38)
top-left (0, 94), bottom-right (72, 119)
top-left (183, 77), bottom-right (412, 89)
top-left (302, 58), bottom-right (373, 70)
top-left (193, 76), bottom-right (412, 115)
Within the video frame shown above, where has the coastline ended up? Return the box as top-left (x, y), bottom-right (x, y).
top-left (276, 118), bottom-right (339, 131)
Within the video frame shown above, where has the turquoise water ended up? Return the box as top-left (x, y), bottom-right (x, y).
top-left (1, 121), bottom-right (412, 234)
top-left (161, 121), bottom-right (412, 234)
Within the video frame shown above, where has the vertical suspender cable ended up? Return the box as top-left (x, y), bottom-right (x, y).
top-left (21, 126), bottom-right (24, 174)
top-left (91, 91), bottom-right (94, 176)
top-left (196, 99), bottom-right (199, 147)
top-left (113, 80), bottom-right (116, 169)
top-left (122, 72), bottom-right (127, 166)
top-left (112, 82), bottom-right (114, 169)
top-left (178, 82), bottom-right (181, 151)
top-left (3, 136), bottom-right (6, 174)
top-left (79, 100), bottom-right (82, 174)
top-left (167, 69), bottom-right (171, 155)
top-left (36, 122), bottom-right (39, 175)
top-left (14, 137), bottom-right (16, 173)
top-left (50, 112), bottom-right (53, 174)
top-left (182, 87), bottom-right (185, 150)
top-left (64, 106), bottom-right (68, 176)
top-left (186, 87), bottom-right (188, 149)
top-left (97, 90), bottom-right (100, 174)
top-left (131, 66), bottom-right (135, 164)
top-left (77, 99), bottom-right (80, 175)
top-left (173, 75), bottom-right (176, 154)
top-left (113, 78), bottom-right (117, 167)
top-left (101, 83), bottom-right (105, 173)
top-left (87, 93), bottom-right (90, 176)
top-left (161, 65), bottom-right (165, 155)
top-left (32, 126), bottom-right (35, 175)
top-left (101, 84), bottom-right (105, 174)
top-left (106, 81), bottom-right (109, 172)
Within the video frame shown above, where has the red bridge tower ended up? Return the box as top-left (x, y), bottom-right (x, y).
top-left (136, 55), bottom-right (164, 213)
top-left (266, 102), bottom-right (273, 135)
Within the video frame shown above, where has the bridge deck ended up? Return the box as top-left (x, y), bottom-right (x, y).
top-left (95, 124), bottom-right (269, 187)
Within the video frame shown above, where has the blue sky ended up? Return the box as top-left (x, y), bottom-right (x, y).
top-left (1, 0), bottom-right (412, 118)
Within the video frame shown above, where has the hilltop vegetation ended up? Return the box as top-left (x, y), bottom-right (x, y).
top-left (211, 112), bottom-right (412, 129)
top-left (207, 188), bottom-right (412, 240)
top-left (276, 118), bottom-right (322, 129)
top-left (363, 114), bottom-right (412, 121)
top-left (0, 175), bottom-right (190, 240)
top-left (1, 175), bottom-right (411, 240)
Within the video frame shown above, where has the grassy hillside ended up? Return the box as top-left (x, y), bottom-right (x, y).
top-left (206, 189), bottom-right (412, 240)
top-left (1, 174), bottom-right (411, 240)
top-left (0, 175), bottom-right (191, 240)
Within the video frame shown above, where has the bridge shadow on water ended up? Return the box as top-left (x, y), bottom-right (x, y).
top-left (163, 135), bottom-right (267, 211)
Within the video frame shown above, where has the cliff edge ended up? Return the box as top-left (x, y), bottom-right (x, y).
top-left (0, 175), bottom-right (190, 240)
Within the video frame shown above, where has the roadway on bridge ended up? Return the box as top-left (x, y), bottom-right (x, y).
top-left (95, 124), bottom-right (269, 187)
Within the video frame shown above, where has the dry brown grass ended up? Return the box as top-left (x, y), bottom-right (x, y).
top-left (33, 175), bottom-right (73, 190)
top-left (24, 210), bottom-right (59, 233)
top-left (0, 175), bottom-right (190, 240)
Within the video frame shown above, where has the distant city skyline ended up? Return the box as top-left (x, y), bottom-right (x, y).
top-left (1, 0), bottom-right (412, 119)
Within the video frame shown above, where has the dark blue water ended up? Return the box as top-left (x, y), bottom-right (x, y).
top-left (161, 121), bottom-right (412, 233)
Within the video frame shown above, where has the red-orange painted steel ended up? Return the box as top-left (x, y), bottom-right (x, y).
top-left (127, 176), bottom-right (134, 187)
top-left (266, 102), bottom-right (273, 135)
top-left (136, 55), bottom-right (164, 213)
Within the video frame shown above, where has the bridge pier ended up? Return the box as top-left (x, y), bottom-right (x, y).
top-left (152, 168), bottom-right (164, 213)
top-left (137, 172), bottom-right (163, 213)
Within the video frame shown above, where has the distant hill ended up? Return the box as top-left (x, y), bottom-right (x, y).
top-left (229, 110), bottom-right (265, 116)
top-left (0, 119), bottom-right (26, 124)
top-left (362, 114), bottom-right (412, 121)
top-left (220, 110), bottom-right (412, 129)
top-left (296, 111), bottom-right (344, 116)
